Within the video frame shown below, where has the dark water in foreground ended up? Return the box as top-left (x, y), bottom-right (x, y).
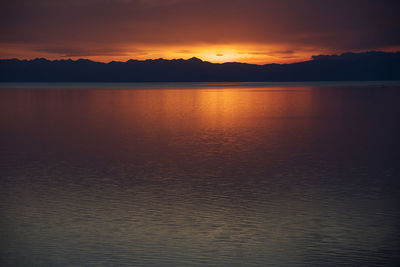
top-left (1, 83), bottom-right (399, 266)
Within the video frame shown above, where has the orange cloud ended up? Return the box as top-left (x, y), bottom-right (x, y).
top-left (1, 0), bottom-right (399, 63)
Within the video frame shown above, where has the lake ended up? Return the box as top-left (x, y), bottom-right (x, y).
top-left (1, 82), bottom-right (399, 266)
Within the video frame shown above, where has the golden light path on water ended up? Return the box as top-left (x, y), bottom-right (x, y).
top-left (1, 84), bottom-right (399, 266)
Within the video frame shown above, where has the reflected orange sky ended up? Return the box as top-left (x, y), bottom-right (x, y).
top-left (0, 86), bottom-right (313, 136)
top-left (82, 87), bottom-right (313, 130)
top-left (0, 86), bottom-right (314, 162)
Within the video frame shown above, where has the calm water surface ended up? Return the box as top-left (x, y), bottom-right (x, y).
top-left (1, 83), bottom-right (399, 266)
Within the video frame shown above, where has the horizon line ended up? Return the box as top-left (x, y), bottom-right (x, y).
top-left (2, 50), bottom-right (399, 66)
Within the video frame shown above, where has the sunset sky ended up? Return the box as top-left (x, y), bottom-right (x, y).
top-left (1, 0), bottom-right (399, 64)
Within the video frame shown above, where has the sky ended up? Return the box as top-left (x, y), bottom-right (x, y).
top-left (0, 0), bottom-right (399, 64)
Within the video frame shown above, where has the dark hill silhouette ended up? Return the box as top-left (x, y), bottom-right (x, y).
top-left (1, 51), bottom-right (399, 82)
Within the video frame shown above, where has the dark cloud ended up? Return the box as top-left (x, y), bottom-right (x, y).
top-left (1, 0), bottom-right (399, 60)
top-left (32, 47), bottom-right (148, 57)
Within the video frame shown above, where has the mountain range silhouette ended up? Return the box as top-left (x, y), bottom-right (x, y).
top-left (1, 51), bottom-right (399, 82)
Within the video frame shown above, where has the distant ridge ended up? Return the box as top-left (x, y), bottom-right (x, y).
top-left (1, 51), bottom-right (399, 82)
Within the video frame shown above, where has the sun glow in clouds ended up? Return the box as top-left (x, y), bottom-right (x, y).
top-left (2, 42), bottom-right (319, 65)
top-left (119, 44), bottom-right (312, 64)
top-left (1, 0), bottom-right (399, 64)
top-left (199, 49), bottom-right (242, 62)
top-left (122, 46), bottom-right (255, 63)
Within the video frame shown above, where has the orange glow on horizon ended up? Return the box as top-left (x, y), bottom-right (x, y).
top-left (2, 43), bottom-right (400, 65)
top-left (108, 44), bottom-right (314, 64)
top-left (0, 43), bottom-right (316, 64)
